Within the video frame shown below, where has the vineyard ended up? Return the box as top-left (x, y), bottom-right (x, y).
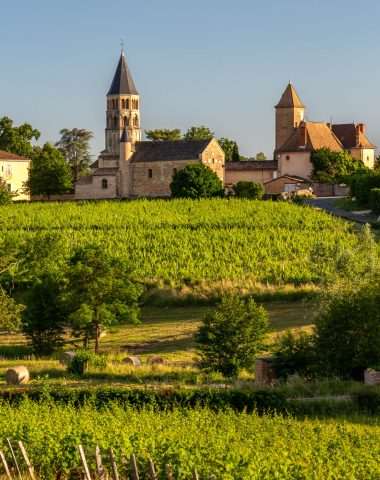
top-left (0, 400), bottom-right (379, 479)
top-left (0, 199), bottom-right (358, 287)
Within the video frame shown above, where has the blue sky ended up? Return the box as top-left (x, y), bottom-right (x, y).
top-left (1, 0), bottom-right (380, 159)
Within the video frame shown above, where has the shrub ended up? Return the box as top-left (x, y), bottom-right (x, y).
top-left (66, 350), bottom-right (107, 375)
top-left (369, 188), bottom-right (380, 213)
top-left (0, 177), bottom-right (15, 205)
top-left (233, 181), bottom-right (264, 199)
top-left (195, 294), bottom-right (269, 377)
top-left (170, 163), bottom-right (224, 199)
top-left (347, 172), bottom-right (380, 205)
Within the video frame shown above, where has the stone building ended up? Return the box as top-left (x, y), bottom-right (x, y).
top-left (0, 150), bottom-right (30, 200)
top-left (75, 52), bottom-right (224, 199)
top-left (224, 161), bottom-right (278, 189)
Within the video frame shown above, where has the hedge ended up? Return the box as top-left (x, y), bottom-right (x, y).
top-left (369, 188), bottom-right (380, 214)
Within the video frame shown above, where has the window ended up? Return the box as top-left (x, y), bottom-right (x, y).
top-left (121, 99), bottom-right (125, 109)
top-left (113, 117), bottom-right (117, 127)
top-left (285, 155), bottom-right (290, 161)
top-left (133, 115), bottom-right (139, 127)
top-left (126, 99), bottom-right (130, 109)
top-left (101, 179), bottom-right (108, 189)
top-left (123, 116), bottom-right (129, 127)
top-left (148, 169), bottom-right (153, 178)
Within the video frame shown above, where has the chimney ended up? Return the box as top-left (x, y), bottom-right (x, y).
top-left (326, 122), bottom-right (332, 130)
top-left (355, 124), bottom-right (363, 147)
top-left (299, 122), bottom-right (307, 147)
top-left (357, 123), bottom-right (365, 135)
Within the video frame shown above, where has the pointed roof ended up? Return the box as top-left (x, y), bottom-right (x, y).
top-left (120, 126), bottom-right (131, 143)
top-left (107, 51), bottom-right (138, 96)
top-left (275, 83), bottom-right (304, 108)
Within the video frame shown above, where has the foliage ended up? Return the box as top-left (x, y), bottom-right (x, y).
top-left (22, 275), bottom-right (67, 355)
top-left (347, 171), bottom-right (380, 205)
top-left (25, 143), bottom-right (73, 198)
top-left (233, 181), bottom-right (264, 199)
top-left (218, 137), bottom-right (240, 162)
top-left (254, 152), bottom-right (267, 161)
top-left (0, 176), bottom-right (15, 205)
top-left (66, 350), bottom-right (106, 375)
top-left (0, 288), bottom-right (24, 332)
top-left (0, 399), bottom-right (379, 479)
top-left (170, 163), bottom-right (224, 199)
top-left (0, 116), bottom-right (40, 158)
top-left (273, 330), bottom-right (317, 379)
top-left (311, 148), bottom-right (368, 184)
top-left (183, 126), bottom-right (214, 140)
top-left (369, 188), bottom-right (380, 213)
top-left (55, 128), bottom-right (94, 182)
top-left (64, 246), bottom-right (142, 352)
top-left (144, 129), bottom-right (181, 141)
top-left (315, 281), bottom-right (380, 379)
top-left (196, 295), bottom-right (269, 377)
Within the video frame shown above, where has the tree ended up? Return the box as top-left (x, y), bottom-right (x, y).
top-left (311, 148), bottom-right (368, 184)
top-left (145, 129), bottom-right (181, 141)
top-left (233, 181), bottom-right (264, 199)
top-left (183, 126), bottom-right (214, 140)
top-left (64, 246), bottom-right (143, 353)
top-left (195, 295), bottom-right (269, 377)
top-left (218, 138), bottom-right (240, 162)
top-left (254, 152), bottom-right (267, 161)
top-left (170, 163), bottom-right (224, 199)
top-left (0, 177), bottom-right (15, 205)
top-left (0, 116), bottom-right (40, 158)
top-left (0, 288), bottom-right (24, 332)
top-left (22, 275), bottom-right (67, 356)
top-left (25, 143), bottom-right (73, 199)
top-left (55, 128), bottom-right (94, 182)
top-left (315, 282), bottom-right (380, 379)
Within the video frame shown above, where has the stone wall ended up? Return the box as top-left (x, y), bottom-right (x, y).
top-left (75, 175), bottom-right (118, 200)
top-left (254, 357), bottom-right (277, 387)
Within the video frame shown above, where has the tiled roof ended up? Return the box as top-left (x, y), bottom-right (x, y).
top-left (91, 168), bottom-right (118, 176)
top-left (131, 139), bottom-right (212, 163)
top-left (275, 83), bottom-right (304, 108)
top-left (107, 52), bottom-right (138, 96)
top-left (0, 150), bottom-right (29, 161)
top-left (277, 122), bottom-right (343, 153)
top-left (226, 161), bottom-right (278, 171)
top-left (265, 174), bottom-right (310, 185)
top-left (332, 124), bottom-right (374, 149)
top-left (90, 159), bottom-right (99, 169)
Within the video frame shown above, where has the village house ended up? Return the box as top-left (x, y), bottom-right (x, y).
top-left (0, 150), bottom-right (30, 200)
top-left (75, 51), bottom-right (224, 200)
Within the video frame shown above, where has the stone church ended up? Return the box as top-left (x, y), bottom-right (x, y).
top-left (75, 51), bottom-right (225, 199)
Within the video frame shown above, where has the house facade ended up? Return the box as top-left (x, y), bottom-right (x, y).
top-left (0, 150), bottom-right (30, 200)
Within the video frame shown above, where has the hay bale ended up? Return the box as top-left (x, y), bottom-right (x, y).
top-left (122, 356), bottom-right (142, 367)
top-left (5, 366), bottom-right (29, 385)
top-left (59, 351), bottom-right (76, 365)
top-left (147, 356), bottom-right (164, 365)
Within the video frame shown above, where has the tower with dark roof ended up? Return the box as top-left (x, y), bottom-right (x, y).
top-left (105, 50), bottom-right (141, 155)
top-left (275, 83), bottom-right (305, 154)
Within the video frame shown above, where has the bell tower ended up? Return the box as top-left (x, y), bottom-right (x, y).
top-left (105, 49), bottom-right (141, 155)
top-left (275, 83), bottom-right (305, 153)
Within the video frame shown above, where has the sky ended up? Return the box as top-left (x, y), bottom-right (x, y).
top-left (1, 0), bottom-right (380, 159)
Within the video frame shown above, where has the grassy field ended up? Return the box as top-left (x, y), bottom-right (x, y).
top-left (0, 301), bottom-right (314, 387)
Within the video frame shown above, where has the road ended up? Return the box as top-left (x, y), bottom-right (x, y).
top-left (304, 197), bottom-right (379, 225)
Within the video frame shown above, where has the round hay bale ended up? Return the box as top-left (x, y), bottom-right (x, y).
top-left (5, 366), bottom-right (29, 385)
top-left (59, 351), bottom-right (76, 365)
top-left (147, 356), bottom-right (164, 365)
top-left (122, 356), bottom-right (142, 367)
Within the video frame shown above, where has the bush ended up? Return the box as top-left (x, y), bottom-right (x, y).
top-left (195, 294), bottom-right (269, 377)
top-left (233, 181), bottom-right (264, 199)
top-left (66, 350), bottom-right (107, 375)
top-left (170, 163), bottom-right (224, 199)
top-left (0, 177), bottom-right (15, 205)
top-left (369, 188), bottom-right (380, 213)
top-left (315, 283), bottom-right (380, 379)
top-left (347, 172), bottom-right (380, 205)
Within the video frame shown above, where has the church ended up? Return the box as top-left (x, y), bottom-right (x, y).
top-left (75, 51), bottom-right (225, 199)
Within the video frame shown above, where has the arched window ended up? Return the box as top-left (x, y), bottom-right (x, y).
top-left (148, 169), bottom-right (153, 178)
top-left (113, 116), bottom-right (117, 127)
top-left (126, 99), bottom-right (130, 109)
top-left (122, 99), bottom-right (125, 109)
top-left (101, 179), bottom-right (108, 189)
top-left (123, 116), bottom-right (129, 127)
top-left (133, 115), bottom-right (139, 127)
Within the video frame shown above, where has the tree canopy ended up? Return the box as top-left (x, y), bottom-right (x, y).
top-left (25, 143), bottom-right (73, 198)
top-left (183, 126), bottom-right (214, 140)
top-left (218, 138), bottom-right (240, 162)
top-left (145, 129), bottom-right (182, 141)
top-left (0, 117), bottom-right (40, 158)
top-left (170, 163), bottom-right (224, 199)
top-left (311, 148), bottom-right (368, 183)
top-left (0, 288), bottom-right (24, 332)
top-left (0, 177), bottom-right (15, 205)
top-left (55, 128), bottom-right (94, 183)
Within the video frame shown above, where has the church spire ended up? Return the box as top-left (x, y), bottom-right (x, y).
top-left (107, 51), bottom-right (138, 96)
top-left (275, 83), bottom-right (304, 109)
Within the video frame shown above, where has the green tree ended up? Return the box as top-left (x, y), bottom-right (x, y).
top-left (0, 177), bottom-right (15, 205)
top-left (233, 181), bottom-right (264, 199)
top-left (25, 143), bottom-right (73, 199)
top-left (145, 129), bottom-right (182, 141)
top-left (183, 126), bottom-right (214, 140)
top-left (195, 295), bottom-right (269, 377)
top-left (55, 128), bottom-right (94, 182)
top-left (311, 148), bottom-right (368, 184)
top-left (64, 246), bottom-right (142, 353)
top-left (22, 275), bottom-right (67, 356)
top-left (254, 152), bottom-right (267, 161)
top-left (0, 116), bottom-right (40, 158)
top-left (0, 288), bottom-right (24, 332)
top-left (218, 138), bottom-right (240, 162)
top-left (170, 163), bottom-right (224, 199)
